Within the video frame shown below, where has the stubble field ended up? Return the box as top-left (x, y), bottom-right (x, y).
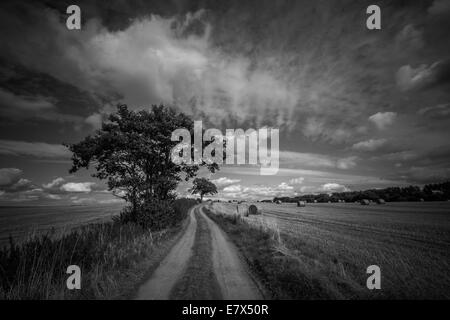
top-left (211, 201), bottom-right (450, 299)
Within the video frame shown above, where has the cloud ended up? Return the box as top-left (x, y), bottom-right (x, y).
top-left (0, 168), bottom-right (36, 193)
top-left (289, 177), bottom-right (304, 185)
top-left (301, 117), bottom-right (353, 144)
top-left (222, 182), bottom-right (295, 199)
top-left (280, 151), bottom-right (357, 170)
top-left (418, 103), bottom-right (450, 117)
top-left (0, 168), bottom-right (22, 186)
top-left (373, 150), bottom-right (419, 162)
top-left (60, 182), bottom-right (96, 193)
top-left (318, 183), bottom-right (350, 193)
top-left (211, 177), bottom-right (241, 187)
top-left (0, 7), bottom-right (299, 128)
top-left (6, 178), bottom-right (35, 192)
top-left (401, 166), bottom-right (450, 183)
top-left (396, 24), bottom-right (424, 51)
top-left (368, 112), bottom-right (397, 130)
top-left (428, 0), bottom-right (450, 15)
top-left (336, 156), bottom-right (359, 170)
top-left (352, 139), bottom-right (387, 152)
top-left (85, 113), bottom-right (103, 129)
top-left (295, 182), bottom-right (350, 194)
top-left (0, 88), bottom-right (54, 111)
top-left (396, 59), bottom-right (450, 91)
top-left (277, 182), bottom-right (294, 191)
top-left (222, 184), bottom-right (242, 193)
top-left (0, 140), bottom-right (71, 158)
top-left (0, 87), bottom-right (84, 124)
top-left (43, 177), bottom-right (65, 189)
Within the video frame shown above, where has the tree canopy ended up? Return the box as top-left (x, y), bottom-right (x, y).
top-left (190, 178), bottom-right (218, 202)
top-left (66, 104), bottom-right (218, 213)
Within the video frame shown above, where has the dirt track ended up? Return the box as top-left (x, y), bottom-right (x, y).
top-left (135, 204), bottom-right (263, 300)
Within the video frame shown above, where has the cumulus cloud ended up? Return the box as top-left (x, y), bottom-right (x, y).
top-left (0, 140), bottom-right (71, 158)
top-left (319, 183), bottom-right (350, 193)
top-left (296, 183), bottom-right (350, 194)
top-left (289, 177), bottom-right (304, 185)
top-left (6, 178), bottom-right (35, 192)
top-left (0, 168), bottom-right (36, 193)
top-left (211, 177), bottom-right (241, 187)
top-left (368, 112), bottom-right (397, 130)
top-left (60, 182), bottom-right (96, 193)
top-left (352, 139), bottom-right (387, 152)
top-left (222, 182), bottom-right (295, 199)
top-left (43, 177), bottom-right (65, 189)
top-left (85, 113), bottom-right (103, 130)
top-left (0, 168), bottom-right (22, 186)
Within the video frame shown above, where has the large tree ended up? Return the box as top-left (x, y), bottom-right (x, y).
top-left (190, 178), bottom-right (218, 202)
top-left (66, 105), bottom-right (218, 214)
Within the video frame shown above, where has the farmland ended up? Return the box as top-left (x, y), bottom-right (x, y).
top-left (210, 201), bottom-right (450, 299)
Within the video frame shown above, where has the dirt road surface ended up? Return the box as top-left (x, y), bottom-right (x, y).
top-left (135, 204), bottom-right (263, 300)
top-left (135, 206), bottom-right (197, 299)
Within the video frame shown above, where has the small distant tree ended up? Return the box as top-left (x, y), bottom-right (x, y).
top-left (190, 178), bottom-right (217, 202)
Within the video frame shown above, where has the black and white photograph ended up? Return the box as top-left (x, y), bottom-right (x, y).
top-left (0, 0), bottom-right (449, 307)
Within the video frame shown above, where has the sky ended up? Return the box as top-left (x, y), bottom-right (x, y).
top-left (0, 0), bottom-right (450, 204)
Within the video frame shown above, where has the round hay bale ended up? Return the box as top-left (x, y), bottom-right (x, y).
top-left (297, 201), bottom-right (306, 207)
top-left (248, 204), bottom-right (259, 215)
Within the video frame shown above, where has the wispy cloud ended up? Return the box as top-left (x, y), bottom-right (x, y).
top-left (0, 140), bottom-right (70, 158)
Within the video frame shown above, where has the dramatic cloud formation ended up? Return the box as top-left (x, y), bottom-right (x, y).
top-left (1, 0), bottom-right (450, 202)
top-left (0, 6), bottom-right (299, 128)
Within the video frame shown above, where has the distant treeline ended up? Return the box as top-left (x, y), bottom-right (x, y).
top-left (272, 181), bottom-right (450, 203)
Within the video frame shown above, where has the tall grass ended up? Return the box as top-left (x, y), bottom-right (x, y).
top-left (0, 198), bottom-right (196, 300)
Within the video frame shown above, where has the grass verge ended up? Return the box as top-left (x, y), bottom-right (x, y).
top-left (0, 199), bottom-right (196, 300)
